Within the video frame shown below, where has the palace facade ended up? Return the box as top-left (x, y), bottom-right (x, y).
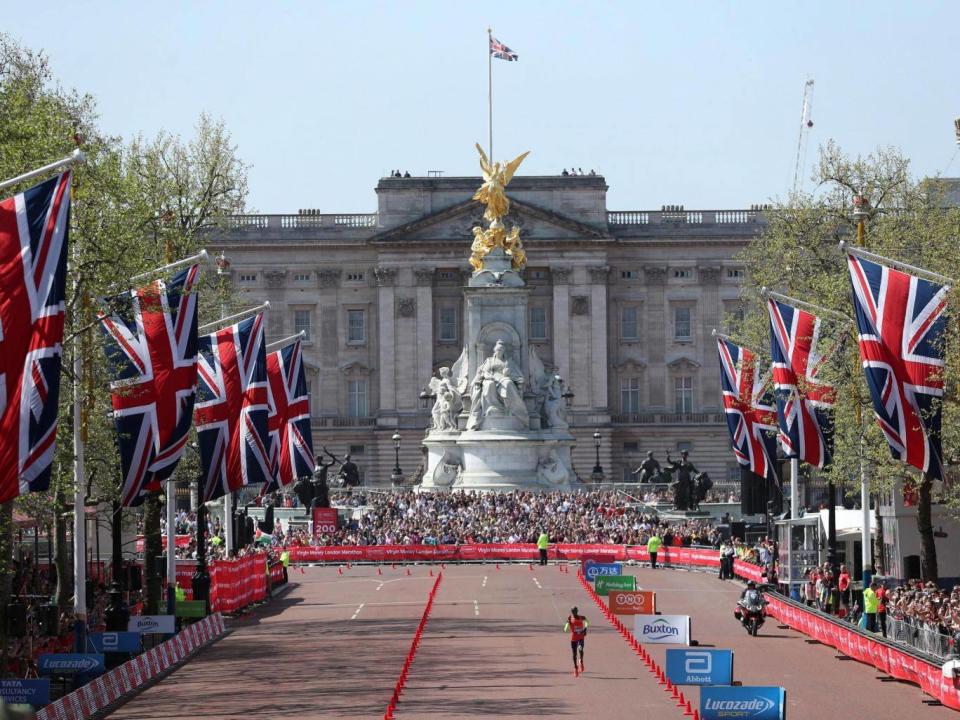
top-left (208, 174), bottom-right (768, 488)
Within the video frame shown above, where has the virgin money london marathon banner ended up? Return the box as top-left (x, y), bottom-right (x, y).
top-left (633, 614), bottom-right (691, 645)
top-left (608, 590), bottom-right (656, 614)
top-left (666, 648), bottom-right (734, 685)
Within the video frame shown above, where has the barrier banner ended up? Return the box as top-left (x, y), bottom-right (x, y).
top-left (208, 552), bottom-right (269, 613)
top-left (666, 648), bottom-right (733, 685)
top-left (313, 507), bottom-right (338, 536)
top-left (733, 559), bottom-right (765, 583)
top-left (135, 534), bottom-right (193, 553)
top-left (765, 595), bottom-right (960, 710)
top-left (608, 590), bottom-right (656, 615)
top-left (700, 685), bottom-right (784, 720)
top-left (633, 614), bottom-right (691, 645)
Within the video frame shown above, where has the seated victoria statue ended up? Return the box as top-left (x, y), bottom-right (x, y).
top-left (466, 340), bottom-right (528, 430)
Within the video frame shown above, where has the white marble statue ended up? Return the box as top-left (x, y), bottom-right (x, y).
top-left (528, 346), bottom-right (568, 430)
top-left (432, 451), bottom-right (461, 486)
top-left (537, 449), bottom-right (570, 486)
top-left (466, 340), bottom-right (528, 430)
top-left (428, 367), bottom-right (463, 431)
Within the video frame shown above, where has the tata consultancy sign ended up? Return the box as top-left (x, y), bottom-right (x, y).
top-left (700, 686), bottom-right (785, 720)
top-left (633, 614), bottom-right (691, 645)
top-left (608, 590), bottom-right (656, 615)
top-left (665, 648), bottom-right (734, 685)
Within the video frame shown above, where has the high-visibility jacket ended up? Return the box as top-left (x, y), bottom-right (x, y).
top-left (537, 533), bottom-right (549, 550)
top-left (647, 535), bottom-right (662, 553)
top-left (175, 584), bottom-right (186, 602)
top-left (863, 587), bottom-right (878, 614)
top-left (565, 615), bottom-right (589, 641)
top-left (280, 551), bottom-right (290, 568)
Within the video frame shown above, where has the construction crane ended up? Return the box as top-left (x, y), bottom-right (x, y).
top-left (792, 79), bottom-right (815, 195)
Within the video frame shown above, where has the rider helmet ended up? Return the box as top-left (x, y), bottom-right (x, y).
top-left (747, 580), bottom-right (756, 588)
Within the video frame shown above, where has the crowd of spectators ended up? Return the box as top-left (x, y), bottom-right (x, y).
top-left (886, 580), bottom-right (960, 639)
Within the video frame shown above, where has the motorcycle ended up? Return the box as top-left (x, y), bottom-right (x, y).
top-left (734, 591), bottom-right (767, 636)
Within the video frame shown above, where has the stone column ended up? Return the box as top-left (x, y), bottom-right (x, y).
top-left (317, 269), bottom-right (342, 414)
top-left (375, 267), bottom-right (397, 413)
top-left (644, 266), bottom-right (668, 408)
top-left (414, 268), bottom-right (434, 395)
top-left (699, 266), bottom-right (721, 411)
top-left (551, 267), bottom-right (571, 379)
top-left (588, 266), bottom-right (610, 411)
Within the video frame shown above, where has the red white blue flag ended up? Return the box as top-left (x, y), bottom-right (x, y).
top-left (718, 337), bottom-right (779, 479)
top-left (194, 313), bottom-right (271, 502)
top-left (847, 253), bottom-right (950, 480)
top-left (490, 36), bottom-right (518, 61)
top-left (264, 339), bottom-right (314, 492)
top-left (767, 298), bottom-right (837, 468)
top-left (99, 264), bottom-right (201, 506)
top-left (0, 172), bottom-right (71, 503)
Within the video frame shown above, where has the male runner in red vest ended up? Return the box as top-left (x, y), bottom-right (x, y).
top-left (564, 606), bottom-right (589, 676)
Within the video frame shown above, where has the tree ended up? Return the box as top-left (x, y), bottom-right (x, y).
top-left (735, 141), bottom-right (960, 581)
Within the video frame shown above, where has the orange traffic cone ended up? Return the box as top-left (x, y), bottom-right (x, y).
top-left (377, 566), bottom-right (382, 575)
top-left (495, 564), bottom-right (500, 571)
top-left (337, 566), bottom-right (343, 575)
top-left (429, 569), bottom-right (434, 577)
top-left (406, 568), bottom-right (412, 576)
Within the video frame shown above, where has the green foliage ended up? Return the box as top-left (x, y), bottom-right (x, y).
top-left (736, 141), bottom-right (960, 505)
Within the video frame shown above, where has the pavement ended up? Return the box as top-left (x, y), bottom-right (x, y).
top-left (107, 562), bottom-right (959, 719)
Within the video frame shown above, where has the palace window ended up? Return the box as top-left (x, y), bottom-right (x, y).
top-left (674, 376), bottom-right (693, 413)
top-left (727, 268), bottom-right (744, 279)
top-left (238, 273), bottom-right (257, 283)
top-left (438, 306), bottom-right (457, 342)
top-left (621, 269), bottom-right (637, 280)
top-left (674, 307), bottom-right (692, 340)
top-left (529, 306), bottom-right (547, 340)
top-left (293, 272), bottom-right (311, 282)
top-left (294, 309), bottom-right (312, 341)
top-left (674, 268), bottom-right (693, 279)
top-left (345, 271), bottom-right (365, 282)
top-left (347, 309), bottom-right (366, 343)
top-left (620, 377), bottom-right (641, 414)
top-left (621, 306), bottom-right (638, 341)
top-left (347, 380), bottom-right (368, 417)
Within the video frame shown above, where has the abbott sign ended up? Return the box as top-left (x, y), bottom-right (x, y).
top-left (665, 648), bottom-right (734, 685)
top-left (633, 614), bottom-right (691, 645)
top-left (700, 686), bottom-right (785, 720)
top-left (608, 590), bottom-right (656, 615)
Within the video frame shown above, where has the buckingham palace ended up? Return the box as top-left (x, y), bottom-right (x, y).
top-left (208, 172), bottom-right (767, 487)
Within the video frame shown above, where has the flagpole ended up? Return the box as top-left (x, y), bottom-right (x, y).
top-left (851, 207), bottom-right (872, 585)
top-left (198, 301), bottom-right (270, 334)
top-left (266, 330), bottom-right (306, 353)
top-left (130, 249), bottom-right (209, 283)
top-left (760, 287), bottom-right (853, 324)
top-left (215, 254), bottom-right (235, 556)
top-left (0, 148), bottom-right (85, 192)
top-left (488, 27), bottom-right (493, 160)
top-left (839, 240), bottom-right (956, 285)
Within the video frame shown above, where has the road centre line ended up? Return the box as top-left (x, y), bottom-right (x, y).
top-left (474, 600), bottom-right (480, 616)
top-left (350, 603), bottom-right (365, 620)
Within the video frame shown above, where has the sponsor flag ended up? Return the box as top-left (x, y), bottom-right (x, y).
top-left (490, 36), bottom-right (518, 61)
top-left (766, 298), bottom-right (837, 468)
top-left (264, 339), bottom-right (314, 492)
top-left (847, 253), bottom-right (950, 480)
top-left (718, 337), bottom-right (778, 479)
top-left (0, 172), bottom-right (71, 503)
top-left (194, 313), bottom-right (271, 501)
top-left (99, 264), bottom-right (201, 506)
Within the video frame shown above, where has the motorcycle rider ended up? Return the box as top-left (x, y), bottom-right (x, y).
top-left (737, 580), bottom-right (767, 631)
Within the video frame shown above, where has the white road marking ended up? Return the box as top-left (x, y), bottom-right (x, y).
top-left (482, 576), bottom-right (488, 588)
top-left (474, 600), bottom-right (480, 616)
top-left (350, 603), bottom-right (365, 620)
top-left (533, 577), bottom-right (542, 590)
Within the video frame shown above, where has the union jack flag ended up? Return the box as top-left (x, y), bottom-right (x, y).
top-left (194, 313), bottom-right (271, 502)
top-left (847, 253), bottom-right (950, 480)
top-left (718, 337), bottom-right (779, 479)
top-left (490, 36), bottom-right (518, 61)
top-left (264, 340), bottom-right (314, 493)
top-left (767, 298), bottom-right (837, 468)
top-left (0, 172), bottom-right (71, 503)
top-left (99, 264), bottom-right (201, 506)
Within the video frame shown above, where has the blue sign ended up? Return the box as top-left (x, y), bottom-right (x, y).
top-left (0, 679), bottom-right (50, 706)
top-left (38, 653), bottom-right (105, 675)
top-left (700, 686), bottom-right (785, 720)
top-left (666, 649), bottom-right (734, 686)
top-left (584, 560), bottom-right (622, 581)
top-left (89, 631), bottom-right (141, 653)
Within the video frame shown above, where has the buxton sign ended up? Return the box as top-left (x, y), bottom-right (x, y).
top-left (128, 615), bottom-right (176, 634)
top-left (608, 590), bottom-right (656, 615)
top-left (633, 614), bottom-right (691, 645)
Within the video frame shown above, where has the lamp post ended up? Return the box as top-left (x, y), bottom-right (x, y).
top-left (391, 432), bottom-right (403, 486)
top-left (103, 500), bottom-right (129, 634)
top-left (192, 490), bottom-right (210, 614)
top-left (591, 429), bottom-right (604, 482)
top-left (853, 193), bottom-right (871, 586)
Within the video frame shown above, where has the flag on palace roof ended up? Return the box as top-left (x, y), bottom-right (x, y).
top-left (99, 263), bottom-right (201, 507)
top-left (0, 172), bottom-right (71, 503)
top-left (718, 337), bottom-right (779, 480)
top-left (846, 252), bottom-right (950, 480)
top-left (195, 313), bottom-right (271, 502)
top-left (264, 339), bottom-right (314, 493)
top-left (767, 298), bottom-right (837, 469)
top-left (490, 36), bottom-right (518, 61)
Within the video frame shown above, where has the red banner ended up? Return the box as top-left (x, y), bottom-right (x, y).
top-left (766, 596), bottom-right (960, 710)
top-left (208, 553), bottom-right (269, 614)
top-left (312, 507), bottom-right (338, 537)
top-left (135, 534), bottom-right (194, 553)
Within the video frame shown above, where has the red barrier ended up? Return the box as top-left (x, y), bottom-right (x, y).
top-left (766, 596), bottom-right (960, 710)
top-left (208, 552), bottom-right (269, 614)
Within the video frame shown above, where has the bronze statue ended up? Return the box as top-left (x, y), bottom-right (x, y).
top-left (631, 451), bottom-right (662, 483)
top-left (666, 450), bottom-right (698, 511)
top-left (312, 447), bottom-right (337, 508)
top-left (338, 453), bottom-right (360, 488)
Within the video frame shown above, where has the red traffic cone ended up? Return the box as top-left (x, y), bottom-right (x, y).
top-left (337, 566), bottom-right (343, 575)
top-left (692, 711), bottom-right (700, 720)
top-left (684, 699), bottom-right (695, 716)
top-left (392, 563), bottom-right (396, 570)
top-left (346, 562), bottom-right (351, 570)
top-left (676, 689), bottom-right (686, 706)
top-left (299, 566), bottom-right (305, 574)
top-left (377, 566), bottom-right (382, 575)
top-left (406, 568), bottom-right (412, 576)
top-left (496, 563), bottom-right (500, 570)
top-left (429, 569), bottom-right (433, 577)
top-left (528, 564), bottom-right (533, 572)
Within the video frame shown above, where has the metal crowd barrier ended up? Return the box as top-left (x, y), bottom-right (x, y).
top-left (886, 617), bottom-right (954, 660)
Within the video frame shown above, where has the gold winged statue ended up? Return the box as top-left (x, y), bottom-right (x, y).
top-left (470, 144), bottom-right (530, 271)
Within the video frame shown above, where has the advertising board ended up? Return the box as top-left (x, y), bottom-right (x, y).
top-left (38, 654), bottom-right (105, 675)
top-left (700, 686), bottom-right (785, 720)
top-left (595, 575), bottom-right (637, 595)
top-left (128, 615), bottom-right (176, 634)
top-left (665, 648), bottom-right (734, 685)
top-left (0, 679), bottom-right (49, 706)
top-left (584, 560), bottom-right (622, 582)
top-left (633, 614), bottom-right (691, 645)
top-left (608, 590), bottom-right (656, 615)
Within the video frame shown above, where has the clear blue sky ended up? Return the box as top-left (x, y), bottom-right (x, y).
top-left (9, 1), bottom-right (960, 213)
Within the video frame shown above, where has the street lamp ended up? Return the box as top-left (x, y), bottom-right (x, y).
top-left (391, 432), bottom-right (403, 485)
top-left (591, 429), bottom-right (604, 482)
top-left (560, 377), bottom-right (575, 408)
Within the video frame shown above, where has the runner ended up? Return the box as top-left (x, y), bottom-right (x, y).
top-left (564, 606), bottom-right (589, 676)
